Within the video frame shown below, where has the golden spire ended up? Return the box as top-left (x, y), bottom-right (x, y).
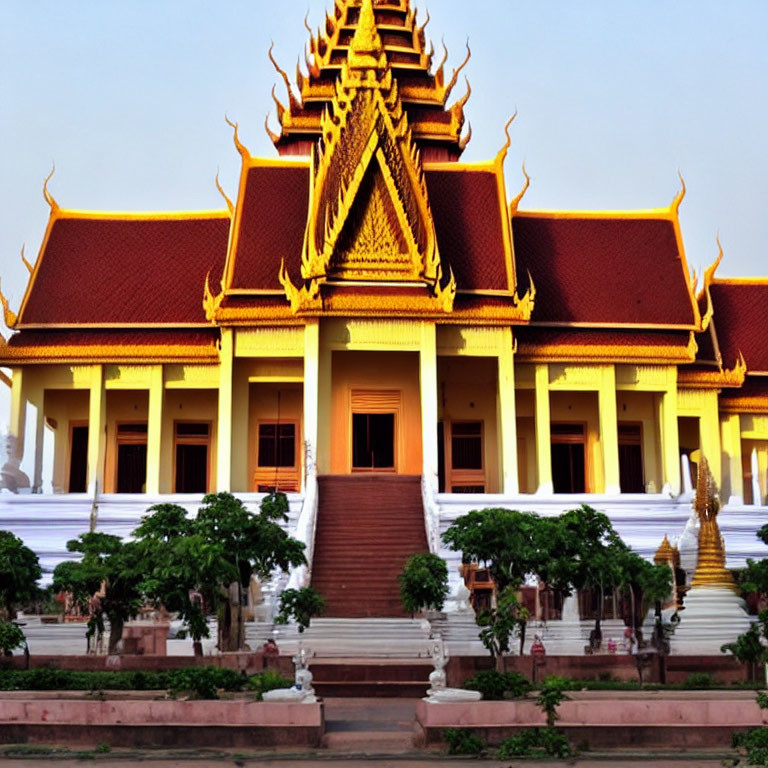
top-left (691, 456), bottom-right (737, 590)
top-left (348, 0), bottom-right (386, 70)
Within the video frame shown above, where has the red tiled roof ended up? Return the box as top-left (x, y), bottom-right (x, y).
top-left (227, 164), bottom-right (310, 291)
top-left (512, 215), bottom-right (697, 327)
top-left (425, 167), bottom-right (511, 292)
top-left (19, 214), bottom-right (230, 326)
top-left (709, 282), bottom-right (768, 373)
top-left (515, 326), bottom-right (695, 363)
top-left (1, 328), bottom-right (219, 363)
top-left (225, 164), bottom-right (512, 295)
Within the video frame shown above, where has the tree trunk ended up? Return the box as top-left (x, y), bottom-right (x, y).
top-left (108, 617), bottom-right (124, 655)
top-left (218, 582), bottom-right (244, 653)
top-left (193, 639), bottom-right (203, 657)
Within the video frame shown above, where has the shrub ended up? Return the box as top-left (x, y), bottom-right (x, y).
top-left (498, 728), bottom-right (573, 759)
top-left (683, 672), bottom-right (714, 689)
top-left (733, 727), bottom-right (768, 765)
top-left (275, 587), bottom-right (325, 633)
top-left (443, 728), bottom-right (484, 756)
top-left (246, 669), bottom-right (293, 700)
top-left (0, 622), bottom-right (26, 655)
top-left (537, 677), bottom-right (572, 727)
top-left (398, 553), bottom-right (449, 615)
top-left (167, 667), bottom-right (245, 699)
top-left (463, 669), bottom-right (532, 700)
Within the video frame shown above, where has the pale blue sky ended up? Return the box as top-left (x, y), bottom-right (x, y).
top-left (0, 0), bottom-right (766, 328)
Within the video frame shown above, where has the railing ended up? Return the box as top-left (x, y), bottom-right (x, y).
top-left (421, 471), bottom-right (441, 555)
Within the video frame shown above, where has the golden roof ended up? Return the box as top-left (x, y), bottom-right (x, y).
top-left (268, 0), bottom-right (471, 158)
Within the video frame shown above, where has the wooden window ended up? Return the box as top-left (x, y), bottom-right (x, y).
top-left (254, 421), bottom-right (299, 492)
top-left (618, 422), bottom-right (645, 493)
top-left (174, 421), bottom-right (210, 494)
top-left (551, 422), bottom-right (586, 494)
top-left (68, 422), bottom-right (88, 493)
top-left (116, 422), bottom-right (148, 494)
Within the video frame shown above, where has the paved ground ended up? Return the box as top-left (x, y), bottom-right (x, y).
top-left (0, 758), bottom-right (738, 767)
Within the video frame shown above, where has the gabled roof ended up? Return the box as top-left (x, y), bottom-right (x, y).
top-left (512, 205), bottom-right (701, 329)
top-left (15, 210), bottom-right (230, 328)
top-left (709, 279), bottom-right (768, 374)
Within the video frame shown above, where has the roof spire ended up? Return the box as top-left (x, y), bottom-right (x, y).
top-left (348, 0), bottom-right (385, 70)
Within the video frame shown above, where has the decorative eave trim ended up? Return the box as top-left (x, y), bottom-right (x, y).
top-left (0, 344), bottom-right (219, 365)
top-left (678, 351), bottom-right (747, 389)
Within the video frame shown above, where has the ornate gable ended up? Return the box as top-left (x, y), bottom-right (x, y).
top-left (280, 0), bottom-right (454, 315)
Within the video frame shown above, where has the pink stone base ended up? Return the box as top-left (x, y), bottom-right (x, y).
top-left (415, 691), bottom-right (766, 749)
top-left (0, 697), bottom-right (324, 748)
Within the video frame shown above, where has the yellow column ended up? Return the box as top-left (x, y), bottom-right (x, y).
top-left (497, 328), bottom-right (518, 495)
top-left (9, 369), bottom-right (26, 465)
top-left (534, 364), bottom-right (553, 494)
top-left (87, 364), bottom-right (106, 497)
top-left (699, 392), bottom-right (722, 490)
top-left (146, 365), bottom-right (163, 496)
top-left (420, 322), bottom-right (439, 491)
top-left (598, 365), bottom-right (621, 494)
top-left (216, 328), bottom-right (234, 492)
top-left (316, 340), bottom-right (332, 476)
top-left (720, 413), bottom-right (743, 505)
top-left (31, 386), bottom-right (45, 493)
top-left (659, 378), bottom-right (681, 496)
top-left (303, 320), bottom-right (320, 488)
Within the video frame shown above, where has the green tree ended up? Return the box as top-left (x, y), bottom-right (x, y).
top-left (476, 586), bottom-right (530, 671)
top-left (0, 531), bottom-right (42, 620)
top-left (398, 553), bottom-right (449, 615)
top-left (52, 533), bottom-right (142, 654)
top-left (132, 493), bottom-right (307, 654)
top-left (276, 587), bottom-right (325, 633)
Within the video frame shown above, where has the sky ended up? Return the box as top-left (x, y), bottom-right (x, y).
top-left (1, 0), bottom-right (767, 424)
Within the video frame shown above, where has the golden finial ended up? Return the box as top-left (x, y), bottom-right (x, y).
top-left (224, 115), bottom-right (251, 160)
top-left (510, 163), bottom-right (531, 215)
top-left (203, 271), bottom-right (224, 323)
top-left (444, 42), bottom-right (471, 100)
top-left (264, 112), bottom-right (281, 145)
top-left (271, 85), bottom-right (286, 124)
top-left (434, 40), bottom-right (449, 87)
top-left (691, 456), bottom-right (737, 590)
top-left (43, 164), bottom-right (59, 212)
top-left (698, 235), bottom-right (723, 330)
top-left (304, 11), bottom-right (313, 35)
top-left (417, 8), bottom-right (431, 45)
top-left (0, 278), bottom-right (18, 329)
top-left (434, 265), bottom-right (457, 313)
top-left (513, 270), bottom-right (537, 319)
top-left (20, 245), bottom-right (33, 275)
top-left (269, 42), bottom-right (301, 110)
top-left (672, 170), bottom-right (686, 214)
top-left (495, 111), bottom-right (518, 166)
top-left (654, 534), bottom-right (675, 564)
top-left (458, 122), bottom-right (472, 153)
top-left (348, 0), bottom-right (385, 69)
top-left (214, 170), bottom-right (234, 215)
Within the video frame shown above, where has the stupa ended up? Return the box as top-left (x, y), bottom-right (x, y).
top-left (670, 457), bottom-right (752, 655)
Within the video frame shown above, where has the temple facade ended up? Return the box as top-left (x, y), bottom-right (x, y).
top-left (2, 0), bottom-right (767, 614)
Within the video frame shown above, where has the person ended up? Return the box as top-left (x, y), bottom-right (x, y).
top-left (262, 638), bottom-right (279, 656)
top-left (531, 634), bottom-right (546, 658)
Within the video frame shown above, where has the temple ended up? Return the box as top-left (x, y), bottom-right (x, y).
top-left (1, 0), bottom-right (767, 617)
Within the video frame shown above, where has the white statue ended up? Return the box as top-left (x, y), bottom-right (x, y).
top-left (424, 641), bottom-right (482, 704)
top-left (262, 646), bottom-right (317, 703)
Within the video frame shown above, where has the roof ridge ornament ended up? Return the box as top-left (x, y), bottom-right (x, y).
top-left (348, 0), bottom-right (386, 70)
top-left (269, 42), bottom-right (302, 111)
top-left (510, 163), bottom-right (531, 216)
top-left (20, 245), bottom-right (33, 275)
top-left (42, 164), bottom-right (59, 213)
top-left (672, 170), bottom-right (686, 214)
top-left (0, 278), bottom-right (18, 330)
top-left (698, 235), bottom-right (724, 331)
top-left (495, 111), bottom-right (518, 166)
top-left (214, 170), bottom-right (234, 215)
top-left (203, 271), bottom-right (224, 323)
top-left (224, 115), bottom-right (251, 161)
top-left (444, 41), bottom-right (471, 101)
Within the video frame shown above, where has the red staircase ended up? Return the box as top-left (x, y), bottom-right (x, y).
top-left (310, 475), bottom-right (429, 618)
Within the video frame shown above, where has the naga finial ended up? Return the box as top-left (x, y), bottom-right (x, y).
top-left (458, 122), bottom-right (472, 152)
top-left (43, 164), bottom-right (59, 212)
top-left (495, 110), bottom-right (518, 165)
top-left (510, 163), bottom-right (531, 215)
top-left (20, 245), bottom-right (33, 274)
top-left (224, 115), bottom-right (251, 160)
top-left (203, 271), bottom-right (224, 323)
top-left (214, 170), bottom-right (234, 215)
top-left (264, 112), bottom-right (281, 145)
top-left (0, 277), bottom-right (18, 329)
top-left (672, 170), bottom-right (686, 214)
top-left (269, 42), bottom-right (301, 110)
top-left (444, 41), bottom-right (471, 100)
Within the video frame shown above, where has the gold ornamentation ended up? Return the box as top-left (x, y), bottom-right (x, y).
top-left (495, 111), bottom-right (517, 166)
top-left (43, 164), bottom-right (59, 212)
top-left (672, 170), bottom-right (686, 215)
top-left (225, 115), bottom-right (251, 160)
top-left (214, 170), bottom-right (234, 215)
top-left (697, 236), bottom-right (724, 332)
top-left (268, 42), bottom-right (302, 111)
top-left (279, 260), bottom-right (322, 313)
top-left (678, 351), bottom-right (747, 389)
top-left (203, 272), bottom-right (224, 323)
top-left (510, 163), bottom-right (531, 215)
top-left (20, 245), bottom-right (33, 275)
top-left (0, 278), bottom-right (18, 329)
top-left (691, 456), bottom-right (737, 591)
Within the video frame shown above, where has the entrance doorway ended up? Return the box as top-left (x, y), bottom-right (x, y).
top-left (352, 413), bottom-right (395, 470)
top-left (551, 423), bottom-right (586, 493)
